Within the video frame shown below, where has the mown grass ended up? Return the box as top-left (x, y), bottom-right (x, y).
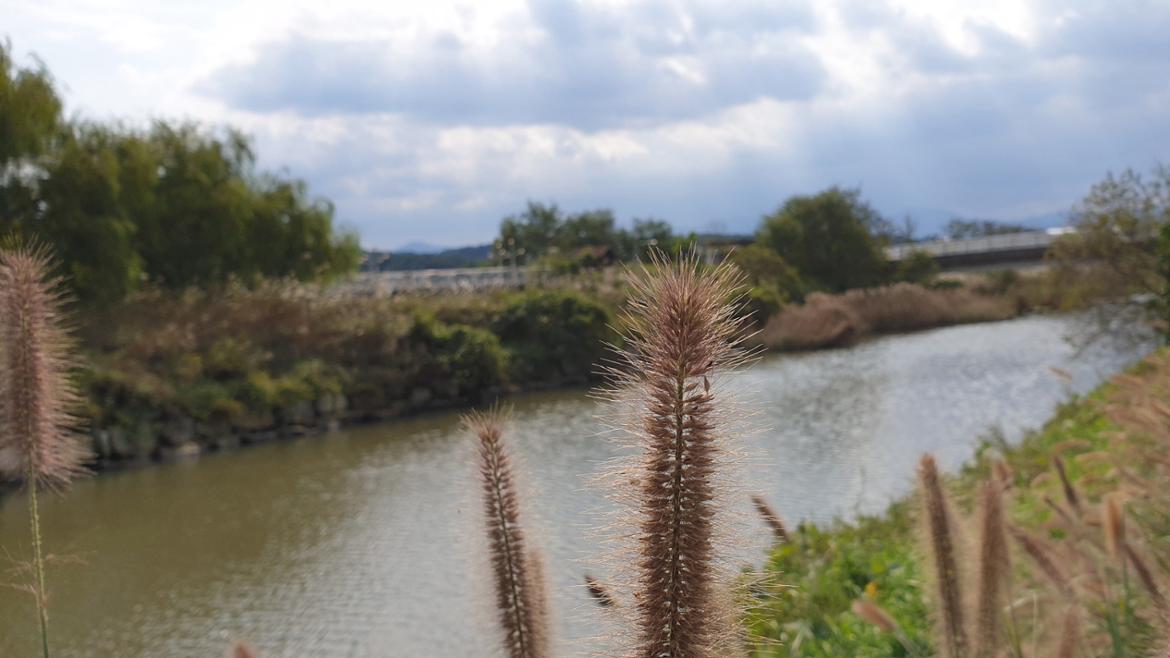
top-left (747, 347), bottom-right (1170, 657)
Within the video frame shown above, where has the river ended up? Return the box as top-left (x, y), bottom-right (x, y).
top-left (0, 314), bottom-right (1152, 657)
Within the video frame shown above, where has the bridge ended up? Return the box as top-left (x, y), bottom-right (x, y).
top-left (885, 229), bottom-right (1070, 270)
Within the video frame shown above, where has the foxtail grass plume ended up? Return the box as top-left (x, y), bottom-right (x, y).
top-left (1054, 606), bottom-right (1081, 658)
top-left (1103, 494), bottom-right (1126, 563)
top-left (0, 246), bottom-right (87, 486)
top-left (1122, 542), bottom-right (1165, 607)
top-left (973, 481), bottom-right (1010, 658)
top-left (1009, 526), bottom-right (1071, 595)
top-left (231, 641), bottom-right (260, 658)
top-left (465, 409), bottom-right (550, 658)
top-left (0, 246), bottom-right (88, 658)
top-left (852, 598), bottom-right (900, 634)
top-left (1052, 456), bottom-right (1080, 514)
top-left (751, 494), bottom-right (789, 544)
top-left (917, 454), bottom-right (968, 658)
top-left (585, 574), bottom-right (617, 608)
top-left (606, 251), bottom-right (753, 658)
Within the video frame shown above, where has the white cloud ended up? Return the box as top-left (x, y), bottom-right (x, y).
top-left (5, 0), bottom-right (1170, 248)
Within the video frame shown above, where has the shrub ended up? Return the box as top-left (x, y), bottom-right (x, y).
top-left (730, 245), bottom-right (806, 302)
top-left (492, 290), bottom-right (612, 383)
top-left (743, 284), bottom-right (786, 327)
top-left (409, 313), bottom-right (508, 399)
top-left (894, 250), bottom-right (939, 285)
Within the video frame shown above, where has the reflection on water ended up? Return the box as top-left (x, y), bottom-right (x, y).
top-left (0, 315), bottom-right (1151, 657)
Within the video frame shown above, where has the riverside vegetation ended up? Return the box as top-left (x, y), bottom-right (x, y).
top-left (2, 248), bottom-right (1167, 657)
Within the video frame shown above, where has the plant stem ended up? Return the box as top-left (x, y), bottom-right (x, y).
top-left (27, 468), bottom-right (50, 658)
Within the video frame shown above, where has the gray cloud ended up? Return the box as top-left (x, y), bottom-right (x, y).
top-left (203, 1), bottom-right (824, 130)
top-left (226, 0), bottom-right (1170, 248)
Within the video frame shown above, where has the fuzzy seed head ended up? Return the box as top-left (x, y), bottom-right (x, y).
top-left (852, 599), bottom-right (900, 634)
top-left (751, 495), bottom-right (789, 544)
top-left (1103, 494), bottom-right (1126, 564)
top-left (0, 247), bottom-right (88, 487)
top-left (917, 453), bottom-right (968, 658)
top-left (606, 251), bottom-right (753, 658)
top-left (465, 409), bottom-right (550, 658)
top-left (973, 480), bottom-right (1010, 658)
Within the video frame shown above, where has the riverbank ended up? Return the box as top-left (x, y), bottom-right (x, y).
top-left (72, 265), bottom-right (1108, 472)
top-left (746, 347), bottom-right (1170, 656)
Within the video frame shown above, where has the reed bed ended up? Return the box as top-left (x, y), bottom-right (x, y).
top-left (762, 283), bottom-right (1016, 350)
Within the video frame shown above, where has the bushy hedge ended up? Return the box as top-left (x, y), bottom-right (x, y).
top-left (492, 290), bottom-right (614, 383)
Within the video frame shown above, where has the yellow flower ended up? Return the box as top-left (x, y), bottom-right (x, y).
top-left (864, 581), bottom-right (878, 599)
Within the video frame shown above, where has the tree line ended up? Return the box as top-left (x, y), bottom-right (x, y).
top-left (0, 43), bottom-right (360, 303)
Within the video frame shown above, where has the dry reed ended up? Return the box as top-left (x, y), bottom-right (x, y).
top-left (761, 283), bottom-right (1015, 350)
top-left (604, 251), bottom-right (752, 658)
top-left (917, 453), bottom-right (968, 658)
top-left (751, 494), bottom-right (789, 544)
top-left (0, 247), bottom-right (88, 658)
top-left (466, 409), bottom-right (550, 658)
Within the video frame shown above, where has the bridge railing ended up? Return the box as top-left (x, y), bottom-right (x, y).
top-left (885, 229), bottom-right (1069, 261)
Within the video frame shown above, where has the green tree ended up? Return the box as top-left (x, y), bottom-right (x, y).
top-left (0, 42), bottom-right (61, 167)
top-left (729, 244), bottom-right (805, 301)
top-left (1055, 166), bottom-right (1169, 342)
top-left (631, 218), bottom-right (675, 258)
top-left (33, 124), bottom-right (151, 301)
top-left (498, 201), bottom-right (562, 263)
top-left (756, 187), bottom-right (890, 292)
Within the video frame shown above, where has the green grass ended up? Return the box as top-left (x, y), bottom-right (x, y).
top-left (747, 351), bottom-right (1168, 657)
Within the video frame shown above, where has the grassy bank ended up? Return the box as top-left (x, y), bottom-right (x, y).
top-left (746, 347), bottom-right (1170, 656)
top-left (75, 281), bottom-right (619, 466)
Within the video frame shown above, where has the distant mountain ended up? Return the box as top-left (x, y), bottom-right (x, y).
top-left (395, 241), bottom-right (447, 254)
top-left (361, 243), bottom-right (493, 271)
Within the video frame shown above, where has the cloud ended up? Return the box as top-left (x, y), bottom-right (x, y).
top-left (202, 0), bottom-right (825, 130)
top-left (9, 0), bottom-right (1170, 248)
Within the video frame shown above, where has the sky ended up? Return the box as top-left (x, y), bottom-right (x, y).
top-left (6, 0), bottom-right (1170, 250)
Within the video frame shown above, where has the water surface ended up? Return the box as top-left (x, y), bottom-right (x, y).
top-left (0, 315), bottom-right (1150, 657)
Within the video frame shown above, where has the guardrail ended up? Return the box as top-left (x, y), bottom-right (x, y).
top-left (885, 229), bottom-right (1071, 262)
top-left (336, 266), bottom-right (536, 296)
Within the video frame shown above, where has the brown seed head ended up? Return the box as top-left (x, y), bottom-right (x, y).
top-left (751, 494), bottom-right (789, 544)
top-left (1103, 494), bottom-right (1126, 564)
top-left (1052, 456), bottom-right (1080, 513)
top-left (917, 453), bottom-right (968, 658)
top-left (973, 480), bottom-right (1010, 658)
top-left (465, 409), bottom-right (550, 658)
top-left (0, 246), bottom-right (88, 487)
top-left (231, 641), bottom-right (260, 658)
top-left (1009, 526), bottom-right (1071, 595)
top-left (585, 574), bottom-right (617, 608)
top-left (607, 250), bottom-right (753, 658)
top-left (852, 598), bottom-right (900, 634)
